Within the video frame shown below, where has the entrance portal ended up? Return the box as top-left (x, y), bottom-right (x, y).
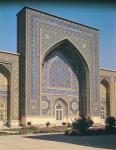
top-left (42, 39), bottom-right (90, 123)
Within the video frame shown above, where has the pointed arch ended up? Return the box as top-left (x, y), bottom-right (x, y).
top-left (100, 78), bottom-right (110, 117)
top-left (42, 39), bottom-right (89, 74)
top-left (0, 63), bottom-right (11, 74)
top-left (0, 64), bottom-right (11, 78)
top-left (0, 63), bottom-right (11, 125)
top-left (55, 98), bottom-right (68, 106)
top-left (42, 39), bottom-right (90, 117)
top-left (100, 78), bottom-right (110, 88)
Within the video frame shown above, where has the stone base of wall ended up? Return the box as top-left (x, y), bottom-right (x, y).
top-left (21, 116), bottom-right (79, 126)
top-left (20, 115), bottom-right (104, 126)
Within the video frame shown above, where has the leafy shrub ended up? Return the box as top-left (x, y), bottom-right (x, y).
top-left (27, 122), bottom-right (32, 126)
top-left (105, 116), bottom-right (116, 133)
top-left (46, 122), bottom-right (50, 128)
top-left (105, 116), bottom-right (115, 128)
top-left (72, 116), bottom-right (94, 133)
top-left (62, 122), bottom-right (67, 126)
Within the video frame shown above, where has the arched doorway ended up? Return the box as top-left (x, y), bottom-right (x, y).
top-left (42, 39), bottom-right (90, 121)
top-left (100, 79), bottom-right (110, 120)
top-left (0, 64), bottom-right (10, 126)
top-left (55, 98), bottom-right (67, 125)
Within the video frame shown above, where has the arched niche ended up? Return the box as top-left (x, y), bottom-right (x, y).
top-left (0, 64), bottom-right (11, 125)
top-left (42, 39), bottom-right (90, 117)
top-left (100, 79), bottom-right (110, 118)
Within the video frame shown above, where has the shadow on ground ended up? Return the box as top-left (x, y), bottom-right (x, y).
top-left (26, 133), bottom-right (116, 149)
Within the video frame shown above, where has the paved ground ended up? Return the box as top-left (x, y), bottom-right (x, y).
top-left (0, 133), bottom-right (116, 150)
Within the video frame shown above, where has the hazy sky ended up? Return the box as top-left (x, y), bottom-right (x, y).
top-left (0, 2), bottom-right (116, 70)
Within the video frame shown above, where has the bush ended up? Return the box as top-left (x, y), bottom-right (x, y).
top-left (62, 122), bottom-right (67, 126)
top-left (105, 116), bottom-right (115, 129)
top-left (46, 122), bottom-right (50, 128)
top-left (105, 117), bottom-right (116, 133)
top-left (72, 116), bottom-right (94, 133)
top-left (27, 122), bottom-right (32, 126)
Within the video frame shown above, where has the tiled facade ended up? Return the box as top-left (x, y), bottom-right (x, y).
top-left (17, 7), bottom-right (100, 125)
top-left (0, 7), bottom-right (115, 127)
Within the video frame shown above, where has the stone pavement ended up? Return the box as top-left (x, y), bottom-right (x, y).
top-left (0, 133), bottom-right (116, 150)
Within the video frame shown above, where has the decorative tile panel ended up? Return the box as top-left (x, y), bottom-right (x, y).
top-left (42, 96), bottom-right (51, 116)
top-left (70, 97), bottom-right (79, 115)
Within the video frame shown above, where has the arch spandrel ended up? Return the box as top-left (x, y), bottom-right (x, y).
top-left (40, 28), bottom-right (92, 69)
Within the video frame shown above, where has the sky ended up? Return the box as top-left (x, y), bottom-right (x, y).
top-left (0, 2), bottom-right (116, 70)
